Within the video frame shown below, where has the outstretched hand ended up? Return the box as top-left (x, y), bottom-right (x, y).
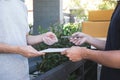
top-left (18, 46), bottom-right (45, 58)
top-left (42, 32), bottom-right (58, 45)
top-left (61, 46), bottom-right (87, 62)
top-left (70, 32), bottom-right (90, 45)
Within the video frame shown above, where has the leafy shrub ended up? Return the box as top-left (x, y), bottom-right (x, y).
top-left (98, 1), bottom-right (117, 10)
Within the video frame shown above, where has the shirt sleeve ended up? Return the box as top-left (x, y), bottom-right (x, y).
top-left (26, 25), bottom-right (30, 33)
top-left (22, 3), bottom-right (30, 33)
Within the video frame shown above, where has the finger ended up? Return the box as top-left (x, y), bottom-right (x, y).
top-left (61, 49), bottom-right (70, 55)
top-left (72, 39), bottom-right (80, 45)
top-left (48, 37), bottom-right (58, 43)
top-left (66, 54), bottom-right (71, 58)
top-left (43, 37), bottom-right (57, 45)
top-left (27, 53), bottom-right (36, 58)
top-left (61, 50), bottom-right (67, 55)
top-left (47, 32), bottom-right (54, 35)
top-left (72, 32), bottom-right (79, 37)
top-left (71, 46), bottom-right (76, 48)
top-left (68, 57), bottom-right (78, 62)
top-left (49, 39), bottom-right (58, 45)
top-left (47, 34), bottom-right (55, 39)
top-left (69, 58), bottom-right (73, 61)
top-left (31, 52), bottom-right (45, 57)
top-left (46, 39), bottom-right (55, 45)
top-left (38, 52), bottom-right (46, 56)
top-left (69, 38), bottom-right (74, 42)
top-left (79, 38), bottom-right (86, 45)
top-left (75, 40), bottom-right (81, 45)
top-left (47, 34), bottom-right (58, 41)
top-left (72, 32), bottom-right (80, 38)
top-left (47, 32), bottom-right (56, 38)
top-left (45, 38), bottom-right (53, 44)
top-left (43, 37), bottom-right (51, 45)
top-left (71, 59), bottom-right (78, 62)
top-left (69, 36), bottom-right (75, 40)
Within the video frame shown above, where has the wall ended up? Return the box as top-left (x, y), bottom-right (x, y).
top-left (33, 0), bottom-right (63, 34)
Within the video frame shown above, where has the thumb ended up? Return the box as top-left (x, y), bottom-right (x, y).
top-left (38, 52), bottom-right (46, 55)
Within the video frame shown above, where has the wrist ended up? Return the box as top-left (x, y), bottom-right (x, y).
top-left (40, 33), bottom-right (45, 42)
top-left (81, 48), bottom-right (91, 59)
top-left (15, 46), bottom-right (24, 55)
top-left (86, 35), bottom-right (93, 44)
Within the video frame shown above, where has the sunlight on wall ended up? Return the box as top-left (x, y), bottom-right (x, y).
top-left (25, 0), bottom-right (33, 10)
top-left (80, 0), bottom-right (103, 10)
top-left (63, 0), bottom-right (71, 13)
top-left (63, 0), bottom-right (103, 13)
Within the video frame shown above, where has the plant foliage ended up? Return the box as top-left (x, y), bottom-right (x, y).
top-left (98, 0), bottom-right (117, 10)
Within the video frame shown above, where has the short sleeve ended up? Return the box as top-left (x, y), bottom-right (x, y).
top-left (26, 25), bottom-right (30, 33)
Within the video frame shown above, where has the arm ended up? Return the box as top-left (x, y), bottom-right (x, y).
top-left (62, 47), bottom-right (120, 69)
top-left (0, 43), bottom-right (45, 58)
top-left (0, 43), bottom-right (18, 53)
top-left (26, 34), bottom-right (43, 45)
top-left (27, 32), bottom-right (58, 45)
top-left (87, 36), bottom-right (106, 50)
top-left (85, 49), bottom-right (120, 69)
top-left (70, 32), bottom-right (106, 50)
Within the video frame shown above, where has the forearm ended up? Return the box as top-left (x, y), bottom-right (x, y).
top-left (27, 35), bottom-right (43, 45)
top-left (0, 43), bottom-right (19, 54)
top-left (85, 49), bottom-right (120, 69)
top-left (0, 43), bottom-right (45, 57)
top-left (87, 37), bottom-right (106, 50)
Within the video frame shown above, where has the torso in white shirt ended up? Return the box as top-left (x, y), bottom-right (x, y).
top-left (0, 0), bottom-right (30, 80)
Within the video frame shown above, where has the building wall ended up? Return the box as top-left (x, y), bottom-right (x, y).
top-left (33, 0), bottom-right (63, 34)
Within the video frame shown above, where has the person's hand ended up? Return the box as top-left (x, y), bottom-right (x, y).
top-left (61, 46), bottom-right (87, 62)
top-left (70, 32), bottom-right (90, 45)
top-left (18, 46), bottom-right (45, 58)
top-left (42, 32), bottom-right (58, 45)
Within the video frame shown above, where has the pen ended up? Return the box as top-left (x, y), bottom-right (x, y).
top-left (61, 36), bottom-right (72, 39)
top-left (61, 36), bottom-right (80, 39)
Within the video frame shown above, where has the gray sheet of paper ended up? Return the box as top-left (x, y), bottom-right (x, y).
top-left (40, 48), bottom-right (68, 53)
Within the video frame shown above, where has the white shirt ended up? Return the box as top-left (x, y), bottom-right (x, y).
top-left (0, 0), bottom-right (30, 80)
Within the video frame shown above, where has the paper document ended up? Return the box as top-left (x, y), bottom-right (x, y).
top-left (40, 48), bottom-right (68, 53)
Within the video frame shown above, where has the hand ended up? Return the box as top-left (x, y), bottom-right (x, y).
top-left (18, 46), bottom-right (45, 58)
top-left (61, 46), bottom-right (87, 62)
top-left (42, 32), bottom-right (58, 45)
top-left (70, 32), bottom-right (90, 45)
